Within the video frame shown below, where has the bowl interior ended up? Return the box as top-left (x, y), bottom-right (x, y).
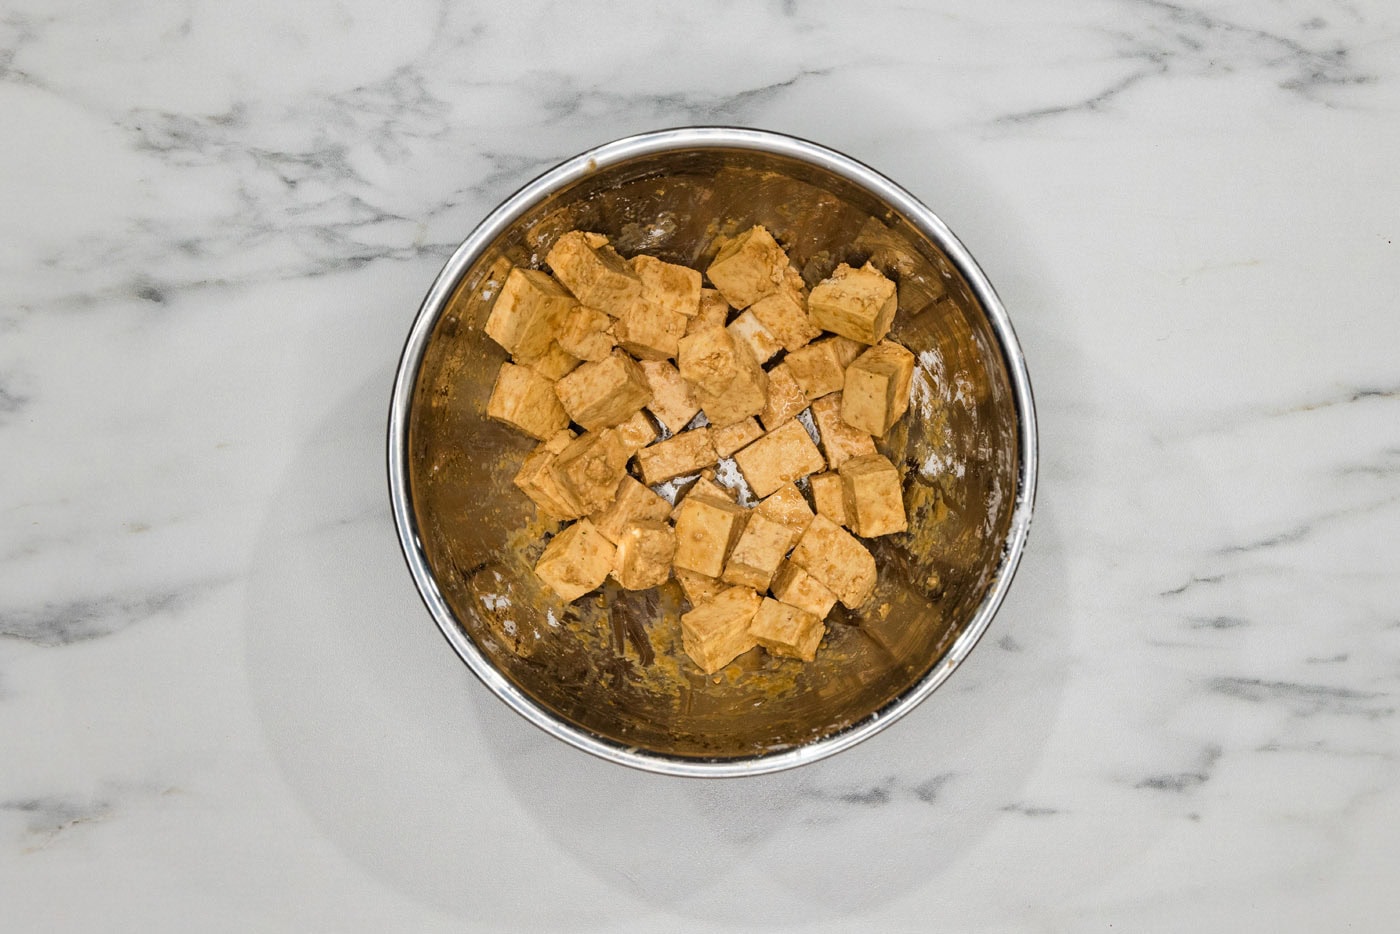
top-left (403, 142), bottom-right (1023, 764)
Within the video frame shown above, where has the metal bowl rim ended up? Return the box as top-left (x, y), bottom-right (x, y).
top-left (387, 126), bottom-right (1038, 778)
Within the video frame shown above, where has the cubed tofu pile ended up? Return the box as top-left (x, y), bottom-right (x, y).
top-left (484, 225), bottom-right (918, 675)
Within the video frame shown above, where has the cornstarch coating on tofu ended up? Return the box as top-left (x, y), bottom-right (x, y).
top-left (479, 224), bottom-right (922, 676)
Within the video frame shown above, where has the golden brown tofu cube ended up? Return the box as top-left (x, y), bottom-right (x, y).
top-left (486, 362), bottom-right (570, 441)
top-left (827, 335), bottom-right (865, 368)
top-left (553, 350), bottom-right (652, 431)
top-left (669, 475), bottom-right (735, 520)
top-left (748, 273), bottom-right (820, 352)
top-left (690, 288), bottom-right (731, 333)
top-left (525, 342), bottom-right (581, 380)
top-left (638, 359), bottom-right (701, 434)
top-left (613, 300), bottom-right (687, 361)
top-left (550, 430), bottom-right (631, 514)
top-left (673, 494), bottom-right (748, 578)
top-left (696, 373), bottom-right (769, 427)
top-left (791, 514), bottom-right (877, 609)
top-left (706, 225), bottom-right (791, 309)
top-left (722, 513), bottom-right (795, 591)
top-left (841, 340), bottom-right (916, 438)
top-left (678, 326), bottom-right (768, 428)
top-left (680, 586), bottom-right (763, 674)
top-left (675, 568), bottom-right (727, 607)
top-left (784, 338), bottom-right (847, 402)
top-left (811, 393), bottom-right (877, 469)
top-left (612, 519), bottom-right (677, 590)
top-left (770, 560), bottom-right (838, 620)
top-left (636, 427), bottom-right (718, 485)
top-left (633, 254), bottom-right (702, 318)
top-left (732, 419), bottom-right (826, 498)
top-left (808, 262), bottom-right (898, 345)
top-left (710, 417), bottom-right (764, 458)
top-left (555, 303), bottom-right (615, 362)
top-left (750, 597), bottom-right (825, 662)
top-left (611, 409), bottom-right (659, 455)
top-left (514, 429), bottom-right (586, 520)
top-left (545, 231), bottom-right (642, 316)
top-left (676, 324), bottom-right (743, 396)
top-left (535, 519), bottom-right (616, 603)
top-left (808, 471), bottom-right (848, 527)
top-left (754, 482), bottom-right (815, 540)
top-left (760, 362), bottom-right (808, 431)
top-left (840, 453), bottom-right (907, 537)
top-left (590, 474), bottom-right (671, 543)
top-left (485, 267), bottom-right (577, 360)
top-left (727, 310), bottom-right (782, 364)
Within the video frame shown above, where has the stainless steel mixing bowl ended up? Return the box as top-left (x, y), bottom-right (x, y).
top-left (388, 127), bottom-right (1037, 776)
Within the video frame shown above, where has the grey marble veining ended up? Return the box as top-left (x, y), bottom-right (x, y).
top-left (1, 0), bottom-right (1399, 930)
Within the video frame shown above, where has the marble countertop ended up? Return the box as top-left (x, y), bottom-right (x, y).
top-left (3, 1), bottom-right (1398, 930)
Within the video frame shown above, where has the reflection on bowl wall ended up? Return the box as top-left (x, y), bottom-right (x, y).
top-left (388, 128), bottom-right (1037, 777)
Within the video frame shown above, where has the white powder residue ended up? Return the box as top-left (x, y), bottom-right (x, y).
top-left (501, 618), bottom-right (517, 636)
top-left (910, 350), bottom-right (946, 418)
top-left (653, 474), bottom-right (697, 505)
top-left (481, 592), bottom-right (511, 612)
top-left (713, 457), bottom-right (756, 506)
top-left (546, 608), bottom-right (560, 628)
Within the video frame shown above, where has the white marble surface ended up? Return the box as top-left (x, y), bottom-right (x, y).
top-left (3, 0), bottom-right (1398, 929)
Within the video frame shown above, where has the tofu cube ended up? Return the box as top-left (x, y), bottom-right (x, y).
top-left (545, 231), bottom-right (642, 316)
top-left (514, 429), bottom-right (585, 520)
top-left (486, 362), bottom-right (570, 441)
top-left (525, 342), bottom-right (581, 380)
top-left (613, 300), bottom-right (687, 361)
top-left (555, 303), bottom-right (615, 362)
top-left (722, 513), bottom-right (795, 591)
top-left (636, 427), bottom-right (718, 485)
top-left (680, 586), bottom-right (763, 674)
top-left (754, 482), bottom-right (815, 540)
top-left (784, 338), bottom-right (847, 402)
top-left (790, 514), bottom-right (878, 609)
top-left (633, 254), bottom-right (702, 317)
top-left (675, 569), bottom-right (727, 607)
top-left (485, 267), bottom-right (577, 360)
top-left (535, 519), bottom-right (616, 603)
top-left (550, 430), bottom-right (631, 514)
top-left (690, 288), bottom-right (731, 333)
top-left (750, 597), bottom-right (825, 662)
top-left (706, 225), bottom-right (791, 309)
top-left (670, 475), bottom-right (735, 521)
top-left (748, 272), bottom-right (820, 352)
top-left (553, 350), bottom-right (652, 431)
top-left (770, 560), bottom-right (839, 620)
top-left (732, 419), bottom-right (825, 498)
top-left (611, 409), bottom-right (659, 455)
top-left (840, 453), bottom-right (907, 537)
top-left (811, 393), bottom-right (877, 469)
top-left (808, 262), bottom-right (898, 345)
top-left (673, 494), bottom-right (748, 578)
top-left (759, 362), bottom-right (809, 431)
top-left (710, 417), bottom-right (764, 458)
top-left (808, 471), bottom-right (848, 527)
top-left (841, 340), bottom-right (916, 437)
top-left (590, 474), bottom-right (671, 543)
top-left (676, 324), bottom-right (744, 396)
top-left (828, 335), bottom-right (865, 368)
top-left (638, 359), bottom-right (701, 433)
top-left (677, 326), bottom-right (768, 427)
top-left (727, 310), bottom-right (783, 364)
top-left (613, 519), bottom-right (677, 590)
